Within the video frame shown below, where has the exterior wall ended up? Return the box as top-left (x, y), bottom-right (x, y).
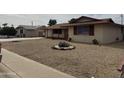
top-left (46, 29), bottom-right (65, 39)
top-left (46, 30), bottom-right (52, 38)
top-left (68, 26), bottom-right (95, 43)
top-left (16, 29), bottom-right (24, 37)
top-left (68, 24), bottom-right (123, 44)
top-left (94, 24), bottom-right (104, 43)
top-left (101, 24), bottom-right (123, 44)
top-left (24, 30), bottom-right (39, 37)
top-left (16, 28), bottom-right (39, 37)
top-left (16, 29), bottom-right (21, 36)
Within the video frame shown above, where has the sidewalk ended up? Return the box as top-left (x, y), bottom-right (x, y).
top-left (0, 37), bottom-right (42, 42)
top-left (1, 49), bottom-right (74, 78)
top-left (0, 63), bottom-right (19, 78)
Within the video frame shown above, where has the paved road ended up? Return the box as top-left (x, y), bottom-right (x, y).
top-left (0, 37), bottom-right (42, 42)
top-left (1, 49), bottom-right (74, 78)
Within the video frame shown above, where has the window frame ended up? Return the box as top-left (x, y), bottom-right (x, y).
top-left (74, 25), bottom-right (94, 36)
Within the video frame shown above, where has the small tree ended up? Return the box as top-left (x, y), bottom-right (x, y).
top-left (9, 26), bottom-right (17, 36)
top-left (2, 23), bottom-right (8, 27)
top-left (48, 19), bottom-right (57, 26)
top-left (0, 24), bottom-right (17, 37)
top-left (68, 18), bottom-right (76, 23)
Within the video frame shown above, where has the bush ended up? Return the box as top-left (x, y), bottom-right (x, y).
top-left (116, 37), bottom-right (119, 41)
top-left (92, 39), bottom-right (99, 45)
top-left (0, 26), bottom-right (17, 36)
top-left (68, 38), bottom-right (72, 42)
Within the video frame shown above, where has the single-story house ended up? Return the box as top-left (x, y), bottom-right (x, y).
top-left (36, 26), bottom-right (46, 37)
top-left (45, 16), bottom-right (124, 44)
top-left (16, 25), bottom-right (45, 37)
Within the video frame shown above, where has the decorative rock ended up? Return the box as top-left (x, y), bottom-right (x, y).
top-left (52, 42), bottom-right (75, 50)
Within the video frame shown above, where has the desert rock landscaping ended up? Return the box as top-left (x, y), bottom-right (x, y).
top-left (2, 38), bottom-right (124, 78)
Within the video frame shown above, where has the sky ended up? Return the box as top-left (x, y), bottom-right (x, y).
top-left (0, 14), bottom-right (123, 27)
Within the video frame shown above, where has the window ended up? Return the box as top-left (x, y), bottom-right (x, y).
top-left (74, 25), bottom-right (94, 36)
top-left (53, 29), bottom-right (62, 34)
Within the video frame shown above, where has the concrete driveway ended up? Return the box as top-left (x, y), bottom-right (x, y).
top-left (0, 37), bottom-right (43, 42)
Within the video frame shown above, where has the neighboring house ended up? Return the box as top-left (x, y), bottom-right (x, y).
top-left (36, 26), bottom-right (46, 37)
top-left (16, 25), bottom-right (45, 37)
top-left (45, 16), bottom-right (124, 44)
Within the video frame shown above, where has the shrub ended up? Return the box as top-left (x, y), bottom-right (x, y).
top-left (68, 38), bottom-right (72, 42)
top-left (92, 39), bottom-right (99, 45)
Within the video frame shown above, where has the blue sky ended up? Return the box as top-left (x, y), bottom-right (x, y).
top-left (0, 14), bottom-right (123, 27)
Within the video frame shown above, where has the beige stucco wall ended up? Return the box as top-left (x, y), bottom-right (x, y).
top-left (101, 24), bottom-right (123, 44)
top-left (68, 24), bottom-right (123, 44)
top-left (94, 24), bottom-right (104, 43)
top-left (68, 26), bottom-right (95, 43)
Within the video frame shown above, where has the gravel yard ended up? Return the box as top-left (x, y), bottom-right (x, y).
top-left (2, 38), bottom-right (124, 78)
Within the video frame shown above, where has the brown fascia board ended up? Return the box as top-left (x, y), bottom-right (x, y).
top-left (46, 23), bottom-right (69, 30)
top-left (61, 20), bottom-right (110, 27)
top-left (100, 18), bottom-right (114, 23)
top-left (61, 22), bottom-right (124, 28)
top-left (46, 27), bottom-right (67, 30)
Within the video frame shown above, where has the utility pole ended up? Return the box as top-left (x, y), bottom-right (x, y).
top-left (31, 21), bottom-right (33, 26)
top-left (121, 14), bottom-right (124, 40)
